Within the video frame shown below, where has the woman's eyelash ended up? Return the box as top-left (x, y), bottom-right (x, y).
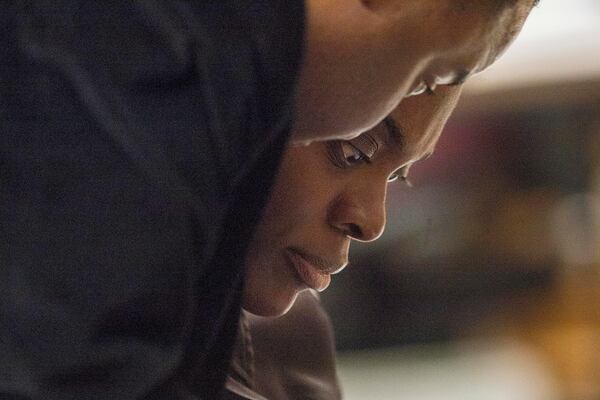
top-left (425, 84), bottom-right (436, 96)
top-left (328, 136), bottom-right (414, 187)
top-left (388, 174), bottom-right (412, 186)
top-left (399, 175), bottom-right (413, 187)
top-left (326, 141), bottom-right (353, 168)
top-left (342, 142), bottom-right (370, 164)
top-left (351, 133), bottom-right (379, 158)
top-left (388, 165), bottom-right (412, 186)
top-left (327, 133), bottom-right (380, 169)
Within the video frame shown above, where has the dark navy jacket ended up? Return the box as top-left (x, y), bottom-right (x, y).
top-left (0, 2), bottom-right (304, 399)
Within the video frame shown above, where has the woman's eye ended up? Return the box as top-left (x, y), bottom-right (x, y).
top-left (340, 142), bottom-right (368, 165)
top-left (327, 134), bottom-right (378, 170)
top-left (327, 140), bottom-right (372, 169)
top-left (410, 83), bottom-right (427, 96)
top-left (410, 82), bottom-right (436, 96)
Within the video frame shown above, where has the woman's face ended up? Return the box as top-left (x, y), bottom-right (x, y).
top-left (244, 86), bottom-right (463, 316)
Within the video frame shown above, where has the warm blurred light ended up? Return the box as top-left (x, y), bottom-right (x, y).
top-left (337, 339), bottom-right (561, 400)
top-left (467, 0), bottom-right (600, 93)
top-left (328, 3), bottom-right (600, 400)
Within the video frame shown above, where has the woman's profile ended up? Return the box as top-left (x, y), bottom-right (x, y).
top-left (226, 85), bottom-right (464, 399)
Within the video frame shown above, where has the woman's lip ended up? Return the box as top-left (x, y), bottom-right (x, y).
top-left (286, 249), bottom-right (332, 292)
top-left (288, 247), bottom-right (347, 275)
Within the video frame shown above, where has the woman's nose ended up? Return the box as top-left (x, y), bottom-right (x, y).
top-left (327, 185), bottom-right (387, 242)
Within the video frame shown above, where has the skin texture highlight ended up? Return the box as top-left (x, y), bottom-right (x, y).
top-left (244, 86), bottom-right (463, 317)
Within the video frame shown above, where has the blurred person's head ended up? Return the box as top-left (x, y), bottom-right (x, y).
top-left (244, 86), bottom-right (463, 316)
top-left (292, 0), bottom-right (538, 143)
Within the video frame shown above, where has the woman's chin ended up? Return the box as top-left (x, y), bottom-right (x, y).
top-left (242, 290), bottom-right (300, 318)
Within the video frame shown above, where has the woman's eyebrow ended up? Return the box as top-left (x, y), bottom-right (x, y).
top-left (383, 116), bottom-right (404, 148)
top-left (383, 116), bottom-right (436, 161)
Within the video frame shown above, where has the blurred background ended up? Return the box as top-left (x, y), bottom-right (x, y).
top-left (321, 1), bottom-right (600, 399)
